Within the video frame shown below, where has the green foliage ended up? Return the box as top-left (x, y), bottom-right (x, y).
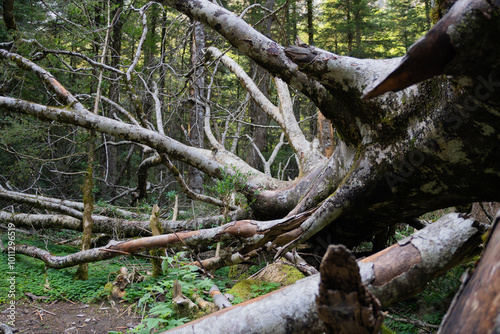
top-left (0, 233), bottom-right (153, 303)
top-left (250, 281), bottom-right (281, 297)
top-left (317, 0), bottom-right (430, 58)
top-left (128, 252), bottom-right (223, 333)
top-left (204, 164), bottom-right (258, 222)
top-left (205, 164), bottom-right (253, 202)
top-left (318, 0), bottom-right (377, 57)
top-left (165, 191), bottom-right (177, 201)
top-left (394, 224), bottom-right (416, 241)
top-left (381, 0), bottom-right (431, 54)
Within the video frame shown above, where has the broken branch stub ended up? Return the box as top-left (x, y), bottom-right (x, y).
top-left (317, 245), bottom-right (383, 334)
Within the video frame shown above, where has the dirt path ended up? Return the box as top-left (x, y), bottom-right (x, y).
top-left (0, 300), bottom-right (141, 333)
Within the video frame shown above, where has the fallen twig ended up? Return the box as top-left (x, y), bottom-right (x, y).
top-left (32, 304), bottom-right (56, 316)
top-left (386, 313), bottom-right (439, 330)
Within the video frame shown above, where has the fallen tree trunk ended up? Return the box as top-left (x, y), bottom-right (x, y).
top-left (10, 210), bottom-right (315, 268)
top-left (0, 210), bottom-right (249, 237)
top-left (0, 186), bottom-right (143, 220)
top-left (162, 213), bottom-right (486, 334)
top-left (437, 211), bottom-right (500, 333)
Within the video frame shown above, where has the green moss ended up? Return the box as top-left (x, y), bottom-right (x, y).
top-left (381, 324), bottom-right (397, 334)
top-left (227, 264), bottom-right (250, 279)
top-left (277, 264), bottom-right (305, 285)
top-left (228, 264), bottom-right (305, 302)
top-left (227, 279), bottom-right (261, 301)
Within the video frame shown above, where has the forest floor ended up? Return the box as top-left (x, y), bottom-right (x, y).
top-left (0, 300), bottom-right (141, 334)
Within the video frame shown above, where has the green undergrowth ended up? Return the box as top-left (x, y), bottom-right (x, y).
top-left (0, 232), bottom-right (157, 304)
top-left (128, 258), bottom-right (276, 333)
top-left (0, 231), bottom-right (267, 333)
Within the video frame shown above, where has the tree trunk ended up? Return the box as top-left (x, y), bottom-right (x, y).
top-left (306, 0), bottom-right (314, 45)
top-left (106, 0), bottom-right (124, 197)
top-left (2, 0), bottom-right (17, 32)
top-left (317, 244), bottom-right (383, 334)
top-left (74, 136), bottom-right (95, 280)
top-left (187, 21), bottom-right (206, 194)
top-left (149, 204), bottom-right (164, 278)
top-left (437, 210), bottom-right (500, 333)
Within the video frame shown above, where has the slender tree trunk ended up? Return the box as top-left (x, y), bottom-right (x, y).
top-left (74, 135), bottom-right (95, 280)
top-left (424, 0), bottom-right (432, 29)
top-left (292, 1), bottom-right (298, 43)
top-left (347, 1), bottom-right (353, 52)
top-left (2, 0), bottom-right (17, 32)
top-left (76, 1), bottom-right (112, 279)
top-left (104, 0), bottom-right (124, 197)
top-left (354, 0), bottom-right (362, 51)
top-left (75, 2), bottom-right (103, 280)
top-left (306, 0), bottom-right (314, 45)
top-left (149, 204), bottom-right (164, 277)
top-left (187, 21), bottom-right (206, 194)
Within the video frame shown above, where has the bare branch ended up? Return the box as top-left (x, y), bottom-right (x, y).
top-left (161, 154), bottom-right (239, 211)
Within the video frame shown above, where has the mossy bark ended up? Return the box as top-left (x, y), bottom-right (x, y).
top-left (75, 131), bottom-right (96, 281)
top-left (150, 204), bottom-right (164, 277)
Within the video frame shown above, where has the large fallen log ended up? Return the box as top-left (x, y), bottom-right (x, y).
top-left (162, 213), bottom-right (486, 334)
top-left (437, 210), bottom-right (500, 333)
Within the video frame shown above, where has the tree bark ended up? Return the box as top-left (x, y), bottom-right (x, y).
top-left (317, 244), bottom-right (383, 334)
top-left (437, 210), bottom-right (500, 333)
top-left (105, 0), bottom-right (124, 197)
top-left (149, 204), bottom-right (164, 278)
top-left (306, 0), bottom-right (314, 45)
top-left (187, 21), bottom-right (206, 194)
top-left (74, 135), bottom-right (95, 281)
top-left (2, 0), bottom-right (18, 32)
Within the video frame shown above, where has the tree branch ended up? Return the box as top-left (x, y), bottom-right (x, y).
top-left (10, 210), bottom-right (315, 268)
